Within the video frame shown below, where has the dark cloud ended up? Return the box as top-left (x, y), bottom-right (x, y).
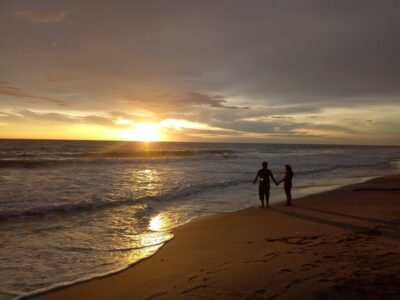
top-left (3, 1), bottom-right (399, 109)
top-left (0, 82), bottom-right (68, 107)
top-left (302, 123), bottom-right (358, 135)
top-left (13, 10), bottom-right (68, 23)
top-left (45, 76), bottom-right (85, 84)
top-left (181, 92), bottom-right (247, 109)
top-left (0, 110), bottom-right (73, 123)
top-left (182, 104), bottom-right (321, 128)
top-left (214, 119), bottom-right (357, 135)
top-left (125, 92), bottom-right (248, 111)
top-left (175, 128), bottom-right (241, 137)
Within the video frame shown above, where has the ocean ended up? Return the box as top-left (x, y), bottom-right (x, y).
top-left (0, 140), bottom-right (399, 299)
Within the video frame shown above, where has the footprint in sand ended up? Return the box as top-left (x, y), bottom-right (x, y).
top-left (181, 284), bottom-right (207, 294)
top-left (293, 279), bottom-right (303, 284)
top-left (280, 268), bottom-right (292, 273)
top-left (264, 252), bottom-right (277, 257)
top-left (301, 263), bottom-right (317, 271)
top-left (251, 289), bottom-right (266, 298)
top-left (285, 278), bottom-right (304, 289)
top-left (266, 235), bottom-right (322, 246)
top-left (205, 267), bottom-right (228, 274)
top-left (145, 291), bottom-right (168, 300)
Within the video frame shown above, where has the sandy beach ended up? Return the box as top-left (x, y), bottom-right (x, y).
top-left (32, 175), bottom-right (400, 300)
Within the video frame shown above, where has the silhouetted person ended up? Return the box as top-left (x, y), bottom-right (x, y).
top-left (278, 164), bottom-right (294, 206)
top-left (253, 161), bottom-right (277, 208)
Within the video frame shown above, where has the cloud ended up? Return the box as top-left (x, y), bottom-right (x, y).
top-left (0, 82), bottom-right (68, 107)
top-left (125, 92), bottom-right (248, 111)
top-left (0, 110), bottom-right (147, 129)
top-left (45, 76), bottom-right (85, 84)
top-left (0, 110), bottom-right (73, 124)
top-left (302, 123), bottom-right (358, 135)
top-left (176, 128), bottom-right (242, 137)
top-left (180, 92), bottom-right (247, 109)
top-left (0, 107), bottom-right (394, 144)
top-left (182, 106), bottom-right (358, 136)
top-left (1, 1), bottom-right (399, 144)
top-left (109, 111), bottom-right (152, 122)
top-left (13, 10), bottom-right (68, 24)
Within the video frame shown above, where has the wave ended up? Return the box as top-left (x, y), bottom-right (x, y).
top-left (89, 149), bottom-right (235, 158)
top-left (0, 150), bottom-right (236, 168)
top-left (1, 159), bottom-right (396, 220)
top-left (50, 240), bottom-right (169, 254)
top-left (0, 178), bottom-right (250, 220)
top-left (12, 241), bottom-right (171, 300)
top-left (0, 159), bottom-right (63, 168)
top-left (296, 161), bottom-right (393, 176)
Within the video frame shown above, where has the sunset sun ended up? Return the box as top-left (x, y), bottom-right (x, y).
top-left (128, 123), bottom-right (162, 142)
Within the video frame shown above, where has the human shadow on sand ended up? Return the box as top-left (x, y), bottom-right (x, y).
top-left (294, 205), bottom-right (398, 226)
top-left (271, 208), bottom-right (400, 241)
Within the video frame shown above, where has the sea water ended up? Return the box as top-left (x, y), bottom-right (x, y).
top-left (0, 140), bottom-right (399, 299)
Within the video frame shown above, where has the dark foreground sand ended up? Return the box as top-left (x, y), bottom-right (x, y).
top-left (33, 175), bottom-right (400, 300)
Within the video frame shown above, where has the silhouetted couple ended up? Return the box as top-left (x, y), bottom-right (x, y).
top-left (253, 162), bottom-right (293, 208)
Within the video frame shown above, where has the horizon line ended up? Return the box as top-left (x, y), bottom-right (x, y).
top-left (0, 137), bottom-right (398, 147)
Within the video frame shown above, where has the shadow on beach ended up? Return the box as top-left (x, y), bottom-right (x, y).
top-left (271, 207), bottom-right (400, 241)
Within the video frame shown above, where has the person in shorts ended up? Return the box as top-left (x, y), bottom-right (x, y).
top-left (253, 161), bottom-right (277, 208)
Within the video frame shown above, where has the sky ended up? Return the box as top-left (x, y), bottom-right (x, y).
top-left (0, 0), bottom-right (399, 144)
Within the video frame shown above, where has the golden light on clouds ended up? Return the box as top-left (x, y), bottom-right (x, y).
top-left (0, 105), bottom-right (398, 144)
top-left (160, 119), bottom-right (208, 130)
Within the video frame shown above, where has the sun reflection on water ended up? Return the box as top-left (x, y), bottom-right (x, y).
top-left (149, 214), bottom-right (166, 231)
top-left (104, 209), bottom-right (174, 267)
top-left (133, 168), bottom-right (161, 197)
top-left (148, 211), bottom-right (179, 232)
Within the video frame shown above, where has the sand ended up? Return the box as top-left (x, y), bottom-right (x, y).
top-left (33, 175), bottom-right (400, 299)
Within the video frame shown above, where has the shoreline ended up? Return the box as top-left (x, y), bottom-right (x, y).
top-left (15, 176), bottom-right (369, 298)
top-left (31, 174), bottom-right (400, 299)
top-left (3, 175), bottom-right (383, 300)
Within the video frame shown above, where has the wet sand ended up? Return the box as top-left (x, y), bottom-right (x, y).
top-left (33, 175), bottom-right (400, 299)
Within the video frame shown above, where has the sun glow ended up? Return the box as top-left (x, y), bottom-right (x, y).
top-left (115, 118), bottom-right (223, 142)
top-left (128, 123), bottom-right (162, 142)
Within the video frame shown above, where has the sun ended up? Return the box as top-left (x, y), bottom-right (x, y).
top-left (128, 123), bottom-right (162, 142)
